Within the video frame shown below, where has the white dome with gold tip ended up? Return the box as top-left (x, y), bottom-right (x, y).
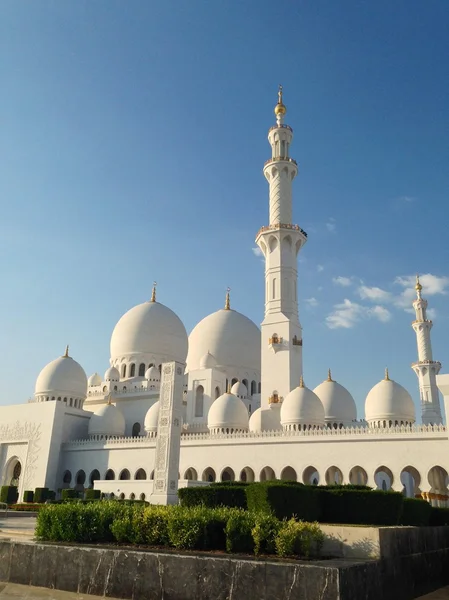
top-left (35, 347), bottom-right (87, 401)
top-left (207, 392), bottom-right (249, 433)
top-left (365, 369), bottom-right (415, 426)
top-left (281, 377), bottom-right (325, 429)
top-left (249, 404), bottom-right (282, 432)
top-left (313, 370), bottom-right (357, 426)
top-left (88, 402), bottom-right (125, 438)
top-left (144, 401), bottom-right (160, 434)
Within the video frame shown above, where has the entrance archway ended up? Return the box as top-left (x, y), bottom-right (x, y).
top-left (400, 466), bottom-right (421, 498)
top-left (349, 466), bottom-right (368, 486)
top-left (303, 466), bottom-right (319, 485)
top-left (260, 466), bottom-right (275, 481)
top-left (281, 466), bottom-right (297, 481)
top-left (374, 466), bottom-right (394, 491)
top-left (325, 466), bottom-right (343, 486)
top-left (240, 467), bottom-right (255, 483)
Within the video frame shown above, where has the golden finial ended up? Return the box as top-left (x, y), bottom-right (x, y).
top-left (299, 375), bottom-right (304, 388)
top-left (227, 382), bottom-right (231, 393)
top-left (385, 367), bottom-right (390, 381)
top-left (415, 273), bottom-right (422, 296)
top-left (63, 345), bottom-right (69, 358)
top-left (225, 287), bottom-right (231, 310)
top-left (327, 368), bottom-right (333, 382)
top-left (151, 281), bottom-right (157, 303)
top-left (274, 84), bottom-right (287, 118)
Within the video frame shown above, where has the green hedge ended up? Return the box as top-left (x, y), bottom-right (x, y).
top-left (429, 507), bottom-right (449, 526)
top-left (320, 489), bottom-right (404, 526)
top-left (400, 498), bottom-right (432, 526)
top-left (35, 502), bottom-right (324, 558)
top-left (85, 489), bottom-right (101, 500)
top-left (246, 482), bottom-right (322, 521)
top-left (23, 490), bottom-right (34, 503)
top-left (34, 488), bottom-right (50, 504)
top-left (0, 486), bottom-right (18, 504)
top-left (178, 486), bottom-right (247, 509)
top-left (61, 489), bottom-right (78, 501)
top-left (11, 503), bottom-right (43, 512)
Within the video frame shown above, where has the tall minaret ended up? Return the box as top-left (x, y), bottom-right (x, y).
top-left (411, 275), bottom-right (443, 424)
top-left (255, 86), bottom-right (307, 409)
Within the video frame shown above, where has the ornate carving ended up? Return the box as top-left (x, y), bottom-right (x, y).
top-left (0, 421), bottom-right (42, 491)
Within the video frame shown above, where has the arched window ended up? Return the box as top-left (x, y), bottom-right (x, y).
top-left (231, 378), bottom-right (238, 386)
top-left (119, 469), bottom-right (131, 480)
top-left (135, 468), bottom-right (146, 480)
top-left (138, 363), bottom-right (145, 377)
top-left (132, 423), bottom-right (141, 437)
top-left (121, 364), bottom-right (127, 378)
top-left (62, 470), bottom-right (72, 484)
top-left (258, 382), bottom-right (261, 393)
top-left (140, 493), bottom-right (146, 501)
top-left (195, 385), bottom-right (204, 417)
top-left (89, 469), bottom-right (100, 487)
top-left (130, 363), bottom-right (136, 377)
top-left (103, 386), bottom-right (107, 392)
top-left (105, 469), bottom-right (115, 480)
top-left (75, 470), bottom-right (86, 486)
top-left (215, 386), bottom-right (221, 399)
top-left (251, 380), bottom-right (257, 395)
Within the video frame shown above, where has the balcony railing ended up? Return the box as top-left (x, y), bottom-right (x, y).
top-left (268, 124), bottom-right (293, 133)
top-left (264, 157), bottom-right (297, 167)
top-left (256, 223), bottom-right (307, 238)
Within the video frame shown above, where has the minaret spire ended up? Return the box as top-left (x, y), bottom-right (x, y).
top-left (411, 276), bottom-right (442, 424)
top-left (224, 287), bottom-right (231, 310)
top-left (255, 87), bottom-right (307, 408)
top-left (151, 281), bottom-right (157, 303)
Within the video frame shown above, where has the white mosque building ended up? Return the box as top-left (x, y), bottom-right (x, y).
top-left (1, 88), bottom-right (449, 506)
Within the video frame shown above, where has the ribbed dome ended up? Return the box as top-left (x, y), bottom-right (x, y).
top-left (231, 381), bottom-right (248, 399)
top-left (249, 404), bottom-right (282, 432)
top-left (104, 366), bottom-right (120, 382)
top-left (186, 308), bottom-right (260, 373)
top-left (199, 351), bottom-right (217, 369)
top-left (313, 373), bottom-right (357, 425)
top-left (207, 392), bottom-right (249, 432)
top-left (110, 300), bottom-right (188, 364)
top-left (365, 373), bottom-right (415, 425)
top-left (88, 372), bottom-right (102, 387)
top-left (88, 403), bottom-right (125, 437)
top-left (145, 366), bottom-right (160, 381)
top-left (144, 401), bottom-right (160, 433)
top-left (35, 353), bottom-right (87, 400)
top-left (281, 381), bottom-right (325, 429)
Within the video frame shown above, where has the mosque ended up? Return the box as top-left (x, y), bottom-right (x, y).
top-left (1, 88), bottom-right (449, 506)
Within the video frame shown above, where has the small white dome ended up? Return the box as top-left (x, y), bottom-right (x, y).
top-left (145, 366), bottom-right (160, 381)
top-left (104, 366), bottom-right (120, 382)
top-left (313, 372), bottom-right (357, 425)
top-left (365, 371), bottom-right (415, 425)
top-left (144, 401), bottom-right (160, 433)
top-left (110, 300), bottom-right (188, 364)
top-left (35, 351), bottom-right (87, 400)
top-left (199, 351), bottom-right (217, 369)
top-left (249, 404), bottom-right (282, 432)
top-left (231, 381), bottom-right (248, 399)
top-left (88, 372), bottom-right (102, 387)
top-left (207, 392), bottom-right (249, 432)
top-left (187, 307), bottom-right (260, 374)
top-left (88, 403), bottom-right (125, 437)
top-left (281, 380), bottom-right (325, 429)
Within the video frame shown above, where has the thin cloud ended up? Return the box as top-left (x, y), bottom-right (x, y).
top-left (333, 276), bottom-right (352, 287)
top-left (317, 264), bottom-right (324, 273)
top-left (326, 299), bottom-right (391, 329)
top-left (305, 297), bottom-right (318, 307)
top-left (358, 285), bottom-right (392, 303)
top-left (326, 217), bottom-right (337, 233)
top-left (394, 273), bottom-right (449, 310)
top-left (252, 247), bottom-right (263, 258)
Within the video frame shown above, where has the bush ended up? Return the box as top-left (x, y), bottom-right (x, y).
top-left (400, 498), bottom-right (432, 526)
top-left (34, 488), bottom-right (50, 504)
top-left (61, 489), bottom-right (78, 501)
top-left (85, 489), bottom-right (101, 500)
top-left (11, 503), bottom-right (43, 512)
top-left (429, 507), bottom-right (449, 526)
top-left (23, 490), bottom-right (34, 503)
top-left (251, 513), bottom-right (280, 555)
top-left (210, 481), bottom-right (249, 487)
top-left (275, 519), bottom-right (325, 558)
top-left (225, 510), bottom-right (255, 554)
top-left (320, 489), bottom-right (403, 526)
top-left (47, 490), bottom-right (56, 501)
top-left (166, 506), bottom-right (228, 551)
top-left (0, 486), bottom-right (18, 504)
top-left (246, 482), bottom-right (322, 521)
top-left (178, 486), bottom-right (247, 509)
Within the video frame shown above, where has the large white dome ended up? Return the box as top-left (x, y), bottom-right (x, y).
top-left (144, 401), bottom-right (160, 434)
top-left (249, 404), bottom-right (282, 432)
top-left (88, 403), bottom-right (126, 437)
top-left (88, 372), bottom-right (102, 387)
top-left (365, 371), bottom-right (415, 425)
top-left (313, 371), bottom-right (357, 425)
top-left (110, 299), bottom-right (188, 364)
top-left (35, 350), bottom-right (87, 400)
top-left (186, 307), bottom-right (260, 373)
top-left (280, 380), bottom-right (325, 429)
top-left (207, 392), bottom-right (249, 433)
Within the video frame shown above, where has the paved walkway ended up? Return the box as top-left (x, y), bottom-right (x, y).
top-left (0, 517), bottom-right (36, 540)
top-left (0, 583), bottom-right (120, 599)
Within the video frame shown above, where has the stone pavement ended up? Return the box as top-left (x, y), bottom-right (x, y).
top-left (0, 517), bottom-right (36, 540)
top-left (0, 583), bottom-right (120, 599)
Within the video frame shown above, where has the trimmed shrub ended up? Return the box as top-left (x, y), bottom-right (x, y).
top-left (11, 503), bottom-right (43, 512)
top-left (34, 488), bottom-right (50, 504)
top-left (0, 486), bottom-right (18, 504)
top-left (429, 507), bottom-right (449, 526)
top-left (321, 489), bottom-right (403, 526)
top-left (178, 486), bottom-right (247, 509)
top-left (61, 489), bottom-right (78, 501)
top-left (23, 490), bottom-right (34, 503)
top-left (400, 498), bottom-right (432, 526)
top-left (225, 510), bottom-right (255, 554)
top-left (47, 490), bottom-right (56, 501)
top-left (275, 519), bottom-right (325, 558)
top-left (251, 513), bottom-right (280, 555)
top-left (85, 489), bottom-right (101, 500)
top-left (246, 482), bottom-right (322, 521)
top-left (210, 481), bottom-right (249, 487)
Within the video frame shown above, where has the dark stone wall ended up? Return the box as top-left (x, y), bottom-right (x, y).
top-left (0, 540), bottom-right (448, 600)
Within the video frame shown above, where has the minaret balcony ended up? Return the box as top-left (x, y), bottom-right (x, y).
top-left (412, 319), bottom-right (433, 325)
top-left (411, 360), bottom-right (441, 368)
top-left (264, 156), bottom-right (297, 167)
top-left (268, 124), bottom-right (292, 133)
top-left (256, 223), bottom-right (307, 238)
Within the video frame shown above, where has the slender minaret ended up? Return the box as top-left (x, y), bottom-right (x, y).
top-left (256, 86), bottom-right (307, 409)
top-left (411, 275), bottom-right (443, 424)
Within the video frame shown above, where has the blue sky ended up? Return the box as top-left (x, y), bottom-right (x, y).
top-left (1, 1), bottom-right (448, 416)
